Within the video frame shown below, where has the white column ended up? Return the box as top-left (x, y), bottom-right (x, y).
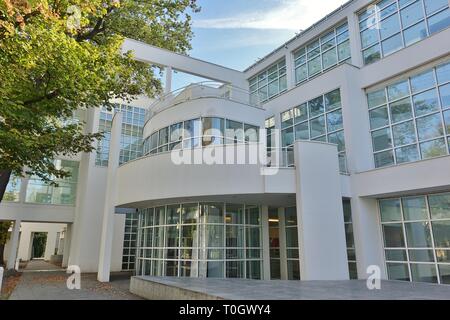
top-left (6, 220), bottom-right (21, 270)
top-left (351, 197), bottom-right (387, 279)
top-left (62, 224), bottom-right (72, 268)
top-left (294, 140), bottom-right (349, 280)
top-left (278, 208), bottom-right (288, 280)
top-left (19, 176), bottom-right (28, 203)
top-left (261, 206), bottom-right (271, 280)
top-left (284, 51), bottom-right (295, 90)
top-left (347, 12), bottom-right (363, 68)
top-left (97, 112), bottom-right (123, 282)
top-left (165, 66), bottom-right (173, 94)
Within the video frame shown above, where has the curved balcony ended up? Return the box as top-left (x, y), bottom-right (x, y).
top-left (144, 82), bottom-right (263, 124)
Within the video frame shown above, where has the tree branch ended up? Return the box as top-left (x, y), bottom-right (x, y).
top-left (23, 90), bottom-right (60, 106)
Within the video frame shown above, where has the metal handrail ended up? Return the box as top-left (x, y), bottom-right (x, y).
top-left (145, 81), bottom-right (264, 123)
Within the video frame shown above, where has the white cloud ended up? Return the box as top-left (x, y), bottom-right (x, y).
top-left (194, 0), bottom-right (348, 31)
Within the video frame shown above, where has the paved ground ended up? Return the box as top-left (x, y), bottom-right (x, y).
top-left (9, 260), bottom-right (142, 300)
top-left (136, 276), bottom-right (450, 300)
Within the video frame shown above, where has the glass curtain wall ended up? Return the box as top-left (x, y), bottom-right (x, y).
top-left (280, 88), bottom-right (348, 172)
top-left (96, 104), bottom-right (146, 166)
top-left (380, 192), bottom-right (450, 284)
top-left (343, 200), bottom-right (358, 279)
top-left (3, 176), bottom-right (21, 202)
top-left (293, 22), bottom-right (350, 84)
top-left (122, 212), bottom-right (138, 271)
top-left (143, 117), bottom-right (259, 156)
top-left (25, 160), bottom-right (79, 205)
top-left (136, 203), bottom-right (263, 279)
top-left (249, 59), bottom-right (287, 104)
top-left (368, 60), bottom-right (450, 168)
top-left (285, 207), bottom-right (300, 280)
top-left (268, 208), bottom-right (281, 279)
top-left (359, 0), bottom-right (450, 65)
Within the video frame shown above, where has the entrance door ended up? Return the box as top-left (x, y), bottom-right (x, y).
top-left (31, 232), bottom-right (47, 259)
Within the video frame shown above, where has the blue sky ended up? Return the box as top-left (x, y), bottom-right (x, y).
top-left (171, 0), bottom-right (348, 89)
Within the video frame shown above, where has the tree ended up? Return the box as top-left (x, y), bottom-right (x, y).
top-left (0, 221), bottom-right (10, 267)
top-left (0, 0), bottom-right (199, 266)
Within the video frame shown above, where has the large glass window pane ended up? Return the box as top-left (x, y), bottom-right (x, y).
top-left (428, 8), bottom-right (450, 35)
top-left (363, 44), bottom-right (381, 65)
top-left (382, 33), bottom-right (403, 56)
top-left (387, 263), bottom-right (410, 281)
top-left (165, 226), bottom-right (179, 248)
top-left (246, 261), bottom-right (261, 279)
top-left (375, 150), bottom-right (395, 167)
top-left (287, 260), bottom-right (301, 280)
top-left (396, 144), bottom-right (420, 163)
top-left (380, 14), bottom-right (401, 40)
top-left (337, 40), bottom-right (351, 61)
top-left (206, 261), bottom-right (224, 278)
top-left (429, 193), bottom-right (450, 219)
top-left (410, 263), bottom-right (438, 283)
top-left (203, 203), bottom-right (224, 224)
top-left (416, 113), bottom-right (444, 140)
top-left (202, 117), bottom-right (224, 146)
top-left (402, 196), bottom-right (428, 220)
top-left (225, 120), bottom-right (244, 143)
top-left (226, 261), bottom-right (244, 278)
top-left (322, 48), bottom-right (337, 69)
top-left (439, 264), bottom-right (450, 284)
top-left (380, 199), bottom-right (402, 222)
top-left (388, 80), bottom-right (410, 101)
top-left (205, 225), bottom-right (224, 247)
top-left (385, 249), bottom-right (407, 261)
top-left (309, 96), bottom-right (324, 117)
top-left (295, 122), bottom-right (309, 140)
top-left (328, 131), bottom-right (346, 152)
top-left (181, 224), bottom-right (198, 248)
top-left (424, 0), bottom-right (448, 15)
top-left (327, 109), bottom-right (343, 132)
top-left (413, 89), bottom-right (440, 116)
top-left (403, 20), bottom-right (428, 46)
top-left (166, 205), bottom-right (180, 225)
top-left (405, 222), bottom-right (432, 247)
top-left (281, 110), bottom-right (294, 128)
top-left (244, 124), bottom-right (259, 143)
top-left (246, 227), bottom-right (260, 247)
top-left (4, 176), bottom-right (21, 202)
top-left (437, 62), bottom-right (450, 84)
top-left (409, 249), bottom-right (435, 262)
top-left (392, 120), bottom-right (417, 146)
top-left (286, 228), bottom-right (298, 248)
top-left (361, 27), bottom-right (379, 48)
top-left (282, 127), bottom-right (294, 147)
top-left (370, 106), bottom-right (390, 129)
top-left (383, 223), bottom-right (405, 247)
top-left (368, 89), bottom-right (387, 108)
top-left (182, 203), bottom-right (198, 224)
top-left (310, 116), bottom-right (326, 138)
top-left (372, 127), bottom-right (392, 151)
top-left (225, 204), bottom-right (244, 224)
top-left (420, 138), bottom-right (447, 158)
top-left (444, 110), bottom-right (450, 134)
top-left (245, 206), bottom-right (260, 225)
top-left (324, 89), bottom-right (341, 111)
top-left (285, 207), bottom-right (297, 226)
top-left (440, 83), bottom-right (450, 109)
top-left (226, 226), bottom-right (244, 248)
top-left (390, 98), bottom-right (413, 123)
top-left (401, 1), bottom-right (424, 27)
top-left (432, 221), bottom-right (450, 247)
top-left (294, 103), bottom-right (308, 123)
top-left (295, 64), bottom-right (308, 83)
top-left (411, 70), bottom-right (435, 94)
top-left (308, 56), bottom-right (322, 76)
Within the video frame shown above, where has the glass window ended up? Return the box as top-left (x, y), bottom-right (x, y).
top-left (387, 263), bottom-right (410, 281)
top-left (429, 193), bottom-right (450, 219)
top-left (401, 1), bottom-right (424, 27)
top-left (282, 127), bottom-right (294, 147)
top-left (324, 89), bottom-right (341, 111)
top-left (368, 89), bottom-right (387, 108)
top-left (388, 81), bottom-right (410, 101)
top-left (380, 199), bottom-right (402, 222)
top-left (225, 120), bottom-right (244, 143)
top-left (363, 44), bottom-right (382, 65)
top-left (413, 89), bottom-right (439, 116)
top-left (225, 204), bottom-right (244, 224)
top-left (383, 223), bottom-right (405, 247)
top-left (202, 118), bottom-right (224, 146)
top-left (370, 106), bottom-right (390, 129)
top-left (166, 205), bottom-right (180, 225)
top-left (310, 116), bottom-right (326, 138)
top-left (403, 196), bottom-right (428, 220)
top-left (403, 20), bottom-right (428, 46)
top-left (416, 113), bottom-right (444, 140)
top-left (309, 96), bottom-right (324, 117)
top-left (405, 222), bottom-right (432, 247)
top-left (428, 8), bottom-right (450, 34)
top-left (294, 104), bottom-right (308, 122)
top-left (375, 150), bottom-right (395, 167)
top-left (396, 145), bottom-right (420, 163)
top-left (385, 249), bottom-right (407, 261)
top-left (322, 49), bottom-right (337, 69)
top-left (382, 33), bottom-right (403, 56)
top-left (410, 263), bottom-right (438, 283)
top-left (436, 62), bottom-right (450, 84)
top-left (390, 98), bottom-right (413, 123)
top-left (420, 138), bottom-right (447, 158)
top-left (433, 221), bottom-right (450, 247)
top-left (361, 27), bottom-right (379, 48)
top-left (392, 120), bottom-right (416, 146)
top-left (411, 70), bottom-right (436, 93)
top-left (327, 109), bottom-right (343, 132)
top-left (440, 83), bottom-right (450, 109)
top-left (372, 127), bottom-right (392, 151)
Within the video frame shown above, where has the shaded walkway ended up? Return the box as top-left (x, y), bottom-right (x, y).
top-left (9, 271), bottom-right (142, 300)
top-left (21, 260), bottom-right (64, 272)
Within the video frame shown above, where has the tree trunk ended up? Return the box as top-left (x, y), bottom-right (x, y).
top-left (0, 243), bottom-right (4, 267)
top-left (0, 169), bottom-right (12, 203)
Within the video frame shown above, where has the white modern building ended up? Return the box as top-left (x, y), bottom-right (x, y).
top-left (2, 0), bottom-right (450, 286)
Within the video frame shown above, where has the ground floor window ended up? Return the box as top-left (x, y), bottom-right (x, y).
top-left (380, 192), bottom-right (450, 284)
top-left (122, 212), bottom-right (138, 271)
top-left (136, 202), bottom-right (262, 279)
top-left (343, 199), bottom-right (358, 279)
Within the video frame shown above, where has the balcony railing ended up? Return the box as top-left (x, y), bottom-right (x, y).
top-left (145, 81), bottom-right (264, 123)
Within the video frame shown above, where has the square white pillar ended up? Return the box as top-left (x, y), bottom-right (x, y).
top-left (97, 112), bottom-right (123, 282)
top-left (6, 220), bottom-right (21, 270)
top-left (62, 224), bottom-right (72, 268)
top-left (261, 206), bottom-right (271, 280)
top-left (294, 141), bottom-right (349, 280)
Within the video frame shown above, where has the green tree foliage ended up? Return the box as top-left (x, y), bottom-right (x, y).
top-left (0, 0), bottom-right (198, 186)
